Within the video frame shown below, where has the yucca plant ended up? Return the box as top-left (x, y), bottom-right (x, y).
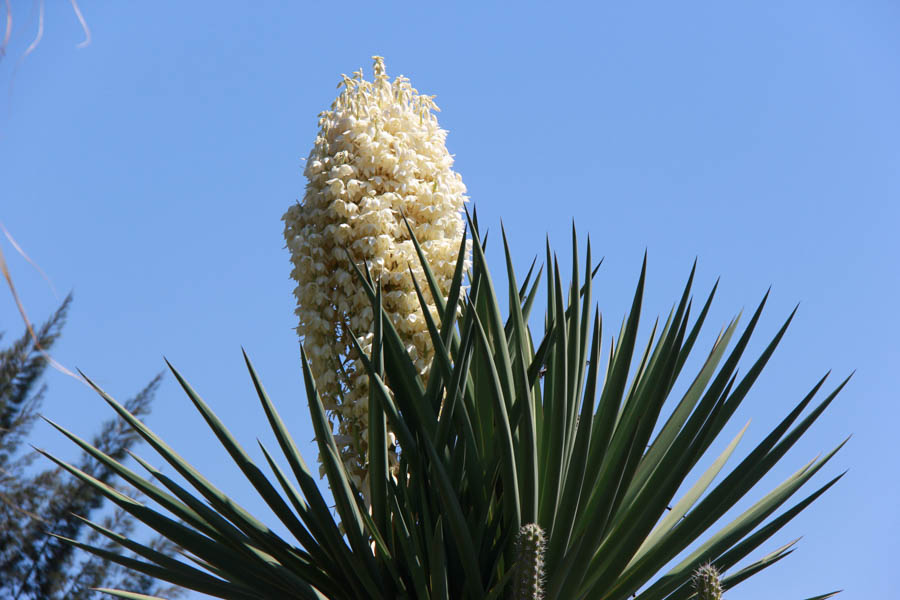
top-left (41, 214), bottom-right (846, 600)
top-left (40, 59), bottom-right (847, 600)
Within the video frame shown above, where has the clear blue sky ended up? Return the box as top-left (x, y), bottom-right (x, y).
top-left (2, 1), bottom-right (898, 598)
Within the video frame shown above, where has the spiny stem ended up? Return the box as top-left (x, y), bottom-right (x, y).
top-left (692, 562), bottom-right (724, 600)
top-left (512, 523), bottom-right (546, 600)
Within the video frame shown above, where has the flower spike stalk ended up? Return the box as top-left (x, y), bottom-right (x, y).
top-left (692, 563), bottom-right (724, 600)
top-left (513, 523), bottom-right (547, 600)
top-left (284, 56), bottom-right (470, 490)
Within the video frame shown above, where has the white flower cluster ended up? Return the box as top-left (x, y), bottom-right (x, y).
top-left (284, 56), bottom-right (470, 491)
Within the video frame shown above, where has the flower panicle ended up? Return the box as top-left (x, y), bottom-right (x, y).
top-left (284, 56), bottom-right (470, 490)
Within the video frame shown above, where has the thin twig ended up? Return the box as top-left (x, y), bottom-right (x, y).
top-left (19, 0), bottom-right (44, 63)
top-left (0, 221), bottom-right (58, 298)
top-left (0, 228), bottom-right (86, 386)
top-left (69, 0), bottom-right (91, 48)
top-left (1, 0), bottom-right (11, 58)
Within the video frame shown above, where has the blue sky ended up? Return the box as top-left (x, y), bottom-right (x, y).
top-left (1, 1), bottom-right (898, 598)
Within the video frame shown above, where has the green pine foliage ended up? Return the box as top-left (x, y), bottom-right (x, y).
top-left (0, 298), bottom-right (182, 600)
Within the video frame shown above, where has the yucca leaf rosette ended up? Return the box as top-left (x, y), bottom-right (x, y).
top-left (283, 56), bottom-right (469, 489)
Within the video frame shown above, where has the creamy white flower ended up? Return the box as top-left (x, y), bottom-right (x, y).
top-left (284, 56), bottom-right (470, 491)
